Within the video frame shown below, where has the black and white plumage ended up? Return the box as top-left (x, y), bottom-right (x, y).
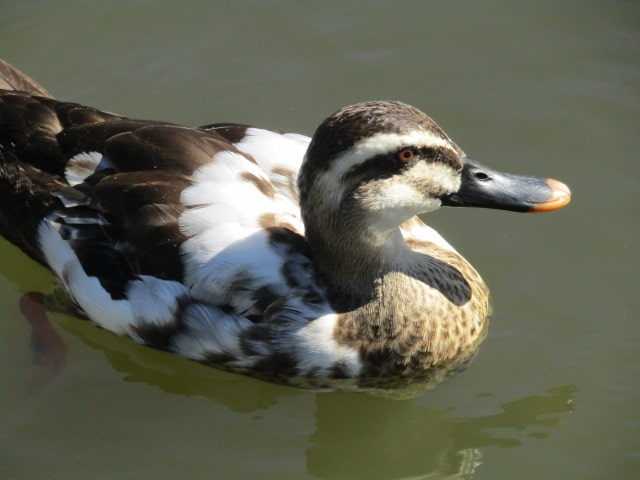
top-left (0, 60), bottom-right (570, 388)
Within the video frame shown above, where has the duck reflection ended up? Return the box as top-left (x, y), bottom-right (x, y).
top-left (307, 385), bottom-right (575, 479)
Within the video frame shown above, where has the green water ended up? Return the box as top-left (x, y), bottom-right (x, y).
top-left (1, 2), bottom-right (638, 479)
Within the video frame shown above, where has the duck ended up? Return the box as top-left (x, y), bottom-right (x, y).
top-left (0, 59), bottom-right (570, 387)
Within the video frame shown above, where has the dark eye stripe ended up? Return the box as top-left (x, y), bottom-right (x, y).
top-left (416, 147), bottom-right (462, 171)
top-left (341, 154), bottom-right (397, 184)
top-left (341, 146), bottom-right (461, 187)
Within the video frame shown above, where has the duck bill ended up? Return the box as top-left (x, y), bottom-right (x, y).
top-left (441, 158), bottom-right (571, 212)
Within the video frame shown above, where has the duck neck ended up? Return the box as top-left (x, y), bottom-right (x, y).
top-left (305, 215), bottom-right (409, 309)
top-left (304, 205), bottom-right (490, 375)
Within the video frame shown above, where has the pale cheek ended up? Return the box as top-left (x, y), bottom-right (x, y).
top-left (360, 175), bottom-right (443, 213)
top-left (353, 182), bottom-right (428, 233)
top-left (378, 183), bottom-right (421, 209)
top-left (427, 164), bottom-right (462, 194)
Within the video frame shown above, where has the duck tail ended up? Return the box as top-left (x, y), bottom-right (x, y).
top-left (0, 60), bottom-right (60, 263)
top-left (0, 59), bottom-right (53, 98)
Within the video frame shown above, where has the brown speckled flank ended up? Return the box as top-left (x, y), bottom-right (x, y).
top-left (333, 237), bottom-right (490, 377)
top-left (0, 60), bottom-right (569, 391)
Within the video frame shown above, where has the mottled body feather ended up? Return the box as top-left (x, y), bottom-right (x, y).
top-left (0, 61), bottom-right (500, 388)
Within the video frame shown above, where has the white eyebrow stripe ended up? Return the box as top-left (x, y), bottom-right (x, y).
top-left (323, 130), bottom-right (455, 182)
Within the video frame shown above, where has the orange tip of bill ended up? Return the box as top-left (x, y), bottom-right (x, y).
top-left (531, 178), bottom-right (572, 212)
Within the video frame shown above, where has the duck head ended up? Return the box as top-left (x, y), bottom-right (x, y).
top-left (299, 101), bottom-right (571, 242)
top-left (297, 100), bottom-right (571, 304)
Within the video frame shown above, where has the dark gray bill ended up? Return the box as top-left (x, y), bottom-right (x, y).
top-left (441, 158), bottom-right (571, 212)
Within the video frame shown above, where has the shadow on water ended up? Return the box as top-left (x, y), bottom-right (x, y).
top-left (34, 313), bottom-right (575, 479)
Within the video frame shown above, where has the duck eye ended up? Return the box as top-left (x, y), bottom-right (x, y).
top-left (397, 148), bottom-right (415, 163)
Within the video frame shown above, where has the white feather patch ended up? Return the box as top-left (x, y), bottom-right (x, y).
top-left (179, 145), bottom-right (305, 298)
top-left (292, 313), bottom-right (361, 376)
top-left (64, 151), bottom-right (110, 186)
top-left (126, 275), bottom-right (190, 327)
top-left (170, 303), bottom-right (250, 360)
top-left (179, 149), bottom-right (289, 239)
top-left (234, 128), bottom-right (309, 178)
top-left (180, 151), bottom-right (265, 206)
top-left (184, 229), bottom-right (287, 308)
top-left (37, 218), bottom-right (135, 335)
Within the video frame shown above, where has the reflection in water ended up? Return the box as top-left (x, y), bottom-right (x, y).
top-left (32, 315), bottom-right (575, 479)
top-left (307, 386), bottom-right (575, 479)
top-left (59, 314), bottom-right (300, 413)
top-left (20, 292), bottom-right (69, 391)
